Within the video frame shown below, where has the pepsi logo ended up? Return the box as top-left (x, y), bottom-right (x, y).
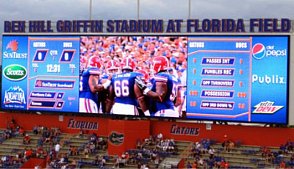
top-left (252, 43), bottom-right (265, 60)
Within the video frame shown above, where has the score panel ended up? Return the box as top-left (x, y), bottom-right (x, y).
top-left (27, 37), bottom-right (80, 112)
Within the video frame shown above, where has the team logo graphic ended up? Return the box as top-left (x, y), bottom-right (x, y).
top-left (252, 43), bottom-right (265, 60)
top-left (109, 131), bottom-right (124, 145)
top-left (3, 86), bottom-right (26, 104)
top-left (252, 101), bottom-right (283, 114)
top-left (3, 64), bottom-right (27, 81)
top-left (6, 40), bottom-right (18, 52)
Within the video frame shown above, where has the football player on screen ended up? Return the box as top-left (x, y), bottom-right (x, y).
top-left (136, 56), bottom-right (179, 117)
top-left (98, 59), bottom-right (121, 114)
top-left (105, 57), bottom-right (153, 116)
top-left (79, 56), bottom-right (112, 113)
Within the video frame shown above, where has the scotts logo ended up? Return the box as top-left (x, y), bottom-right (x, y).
top-left (252, 43), bottom-right (287, 60)
top-left (3, 64), bottom-right (27, 81)
top-left (109, 131), bottom-right (124, 145)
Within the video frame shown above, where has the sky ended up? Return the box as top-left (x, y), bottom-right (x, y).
top-left (0, 0), bottom-right (294, 51)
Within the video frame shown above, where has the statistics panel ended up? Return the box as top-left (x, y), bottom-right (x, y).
top-left (186, 36), bottom-right (288, 124)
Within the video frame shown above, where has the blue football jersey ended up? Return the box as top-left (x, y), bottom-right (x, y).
top-left (150, 72), bottom-right (175, 113)
top-left (111, 71), bottom-right (142, 105)
top-left (79, 67), bottom-right (100, 101)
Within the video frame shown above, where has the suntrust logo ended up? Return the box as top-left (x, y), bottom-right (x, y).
top-left (6, 40), bottom-right (18, 52)
top-left (252, 43), bottom-right (287, 60)
top-left (3, 40), bottom-right (27, 59)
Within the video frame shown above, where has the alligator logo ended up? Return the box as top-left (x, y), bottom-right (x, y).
top-left (109, 131), bottom-right (124, 145)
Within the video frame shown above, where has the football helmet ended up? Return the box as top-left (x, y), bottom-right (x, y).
top-left (121, 57), bottom-right (136, 71)
top-left (106, 60), bottom-right (120, 74)
top-left (152, 56), bottom-right (169, 73)
top-left (136, 69), bottom-right (149, 82)
top-left (87, 56), bottom-right (101, 68)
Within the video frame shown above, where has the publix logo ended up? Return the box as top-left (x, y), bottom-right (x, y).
top-left (3, 64), bottom-right (27, 81)
top-left (252, 43), bottom-right (287, 60)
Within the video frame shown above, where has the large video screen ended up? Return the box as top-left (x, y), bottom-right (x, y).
top-left (1, 35), bottom-right (289, 124)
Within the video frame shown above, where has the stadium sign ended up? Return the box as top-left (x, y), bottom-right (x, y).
top-left (170, 124), bottom-right (200, 136)
top-left (67, 119), bottom-right (98, 130)
top-left (3, 18), bottom-right (291, 33)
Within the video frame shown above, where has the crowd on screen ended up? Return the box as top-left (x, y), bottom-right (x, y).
top-left (80, 36), bottom-right (187, 81)
top-left (79, 36), bottom-right (187, 117)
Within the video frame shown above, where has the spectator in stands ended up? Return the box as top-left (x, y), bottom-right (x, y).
top-left (4, 129), bottom-right (12, 139)
top-left (23, 134), bottom-right (31, 144)
top-left (224, 160), bottom-right (229, 169)
top-left (144, 136), bottom-right (152, 146)
top-left (220, 159), bottom-right (226, 168)
top-left (70, 146), bottom-right (78, 156)
top-left (36, 146), bottom-right (44, 158)
top-left (94, 155), bottom-right (104, 167)
top-left (136, 139), bottom-right (143, 149)
top-left (97, 137), bottom-right (107, 150)
top-left (186, 161), bottom-right (192, 168)
top-left (154, 156), bottom-right (160, 168)
top-left (89, 142), bottom-right (96, 154)
top-left (227, 140), bottom-right (235, 152)
top-left (54, 142), bottom-right (61, 154)
top-left (192, 160), bottom-right (197, 168)
top-left (8, 119), bottom-right (17, 130)
top-left (286, 140), bottom-right (293, 153)
top-left (90, 133), bottom-right (98, 144)
top-left (33, 126), bottom-right (39, 135)
top-left (78, 128), bottom-right (85, 138)
top-left (156, 133), bottom-right (163, 143)
top-left (43, 129), bottom-right (51, 143)
top-left (279, 160), bottom-right (286, 169)
top-left (208, 146), bottom-right (215, 159)
top-left (69, 159), bottom-right (77, 168)
top-left (83, 146), bottom-right (90, 158)
top-left (24, 148), bottom-right (33, 160)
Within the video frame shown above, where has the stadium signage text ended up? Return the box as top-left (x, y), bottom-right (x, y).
top-left (170, 124), bottom-right (200, 136)
top-left (67, 118), bottom-right (98, 130)
top-left (4, 18), bottom-right (291, 33)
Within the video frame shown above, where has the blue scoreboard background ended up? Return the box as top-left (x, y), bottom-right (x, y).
top-left (2, 36), bottom-right (80, 112)
top-left (187, 36), bottom-right (288, 124)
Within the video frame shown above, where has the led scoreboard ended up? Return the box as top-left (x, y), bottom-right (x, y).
top-left (1, 35), bottom-right (289, 124)
top-left (187, 36), bottom-right (288, 124)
